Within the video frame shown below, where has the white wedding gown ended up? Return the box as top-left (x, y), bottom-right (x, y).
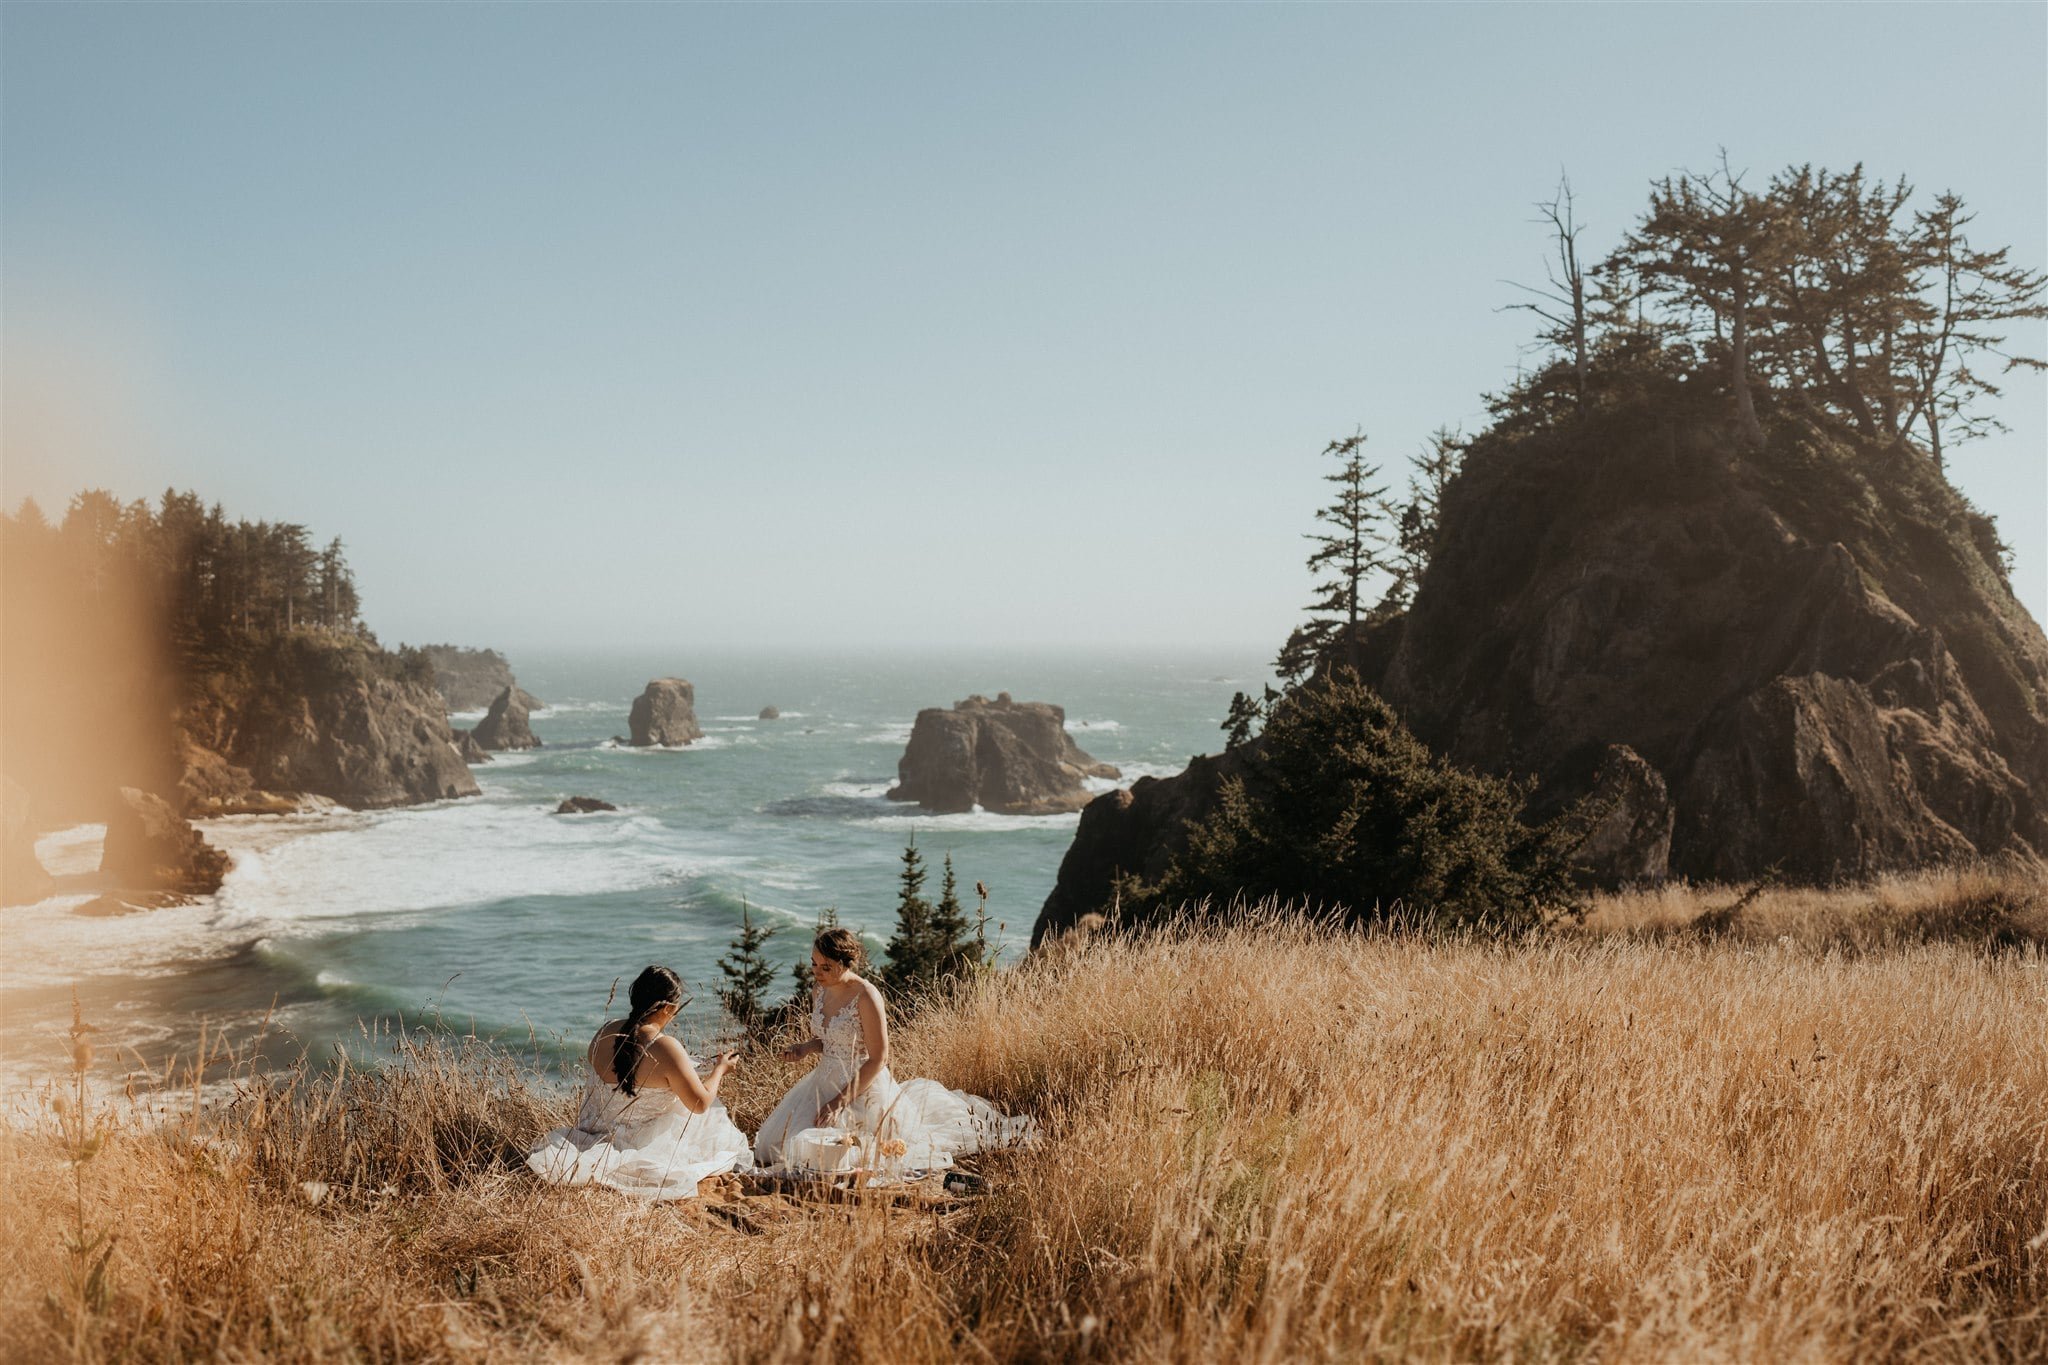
top-left (753, 991), bottom-right (1034, 1176)
top-left (527, 1072), bottom-right (753, 1200)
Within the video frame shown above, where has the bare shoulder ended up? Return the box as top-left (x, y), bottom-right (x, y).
top-left (856, 977), bottom-right (888, 1015)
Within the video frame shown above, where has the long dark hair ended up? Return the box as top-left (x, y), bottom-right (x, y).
top-left (611, 965), bottom-right (684, 1096)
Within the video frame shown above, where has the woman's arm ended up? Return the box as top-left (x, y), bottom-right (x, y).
top-left (819, 985), bottom-right (891, 1121)
top-left (778, 1036), bottom-right (823, 1063)
top-left (649, 1036), bottom-right (736, 1115)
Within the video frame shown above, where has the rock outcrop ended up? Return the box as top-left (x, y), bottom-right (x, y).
top-left (471, 687), bottom-right (540, 752)
top-left (555, 796), bottom-right (618, 814)
top-left (1551, 744), bottom-right (1674, 886)
top-left (2, 776), bottom-right (55, 906)
top-left (182, 657), bottom-right (483, 811)
top-left (420, 645), bottom-right (542, 714)
top-left (1367, 415), bottom-right (2047, 886)
top-left (1036, 410), bottom-right (2048, 943)
top-left (101, 786), bottom-right (230, 896)
top-left (628, 679), bottom-right (704, 747)
top-left (888, 693), bottom-right (1121, 816)
top-left (759, 706), bottom-right (781, 721)
top-left (452, 730), bottom-right (492, 764)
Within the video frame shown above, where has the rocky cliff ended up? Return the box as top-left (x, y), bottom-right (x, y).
top-left (179, 638), bottom-right (481, 811)
top-left (421, 645), bottom-right (542, 714)
top-left (1034, 410), bottom-right (2048, 942)
top-left (627, 679), bottom-right (704, 747)
top-left (889, 693), bottom-right (1121, 816)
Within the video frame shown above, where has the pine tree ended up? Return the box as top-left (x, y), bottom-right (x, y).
top-left (929, 853), bottom-right (977, 975)
top-left (1276, 433), bottom-right (1390, 683)
top-left (717, 898), bottom-right (779, 1035)
top-left (881, 840), bottom-right (934, 997)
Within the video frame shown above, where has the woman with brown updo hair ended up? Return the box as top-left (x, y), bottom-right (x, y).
top-left (752, 927), bottom-right (1032, 1176)
top-left (527, 965), bottom-right (752, 1199)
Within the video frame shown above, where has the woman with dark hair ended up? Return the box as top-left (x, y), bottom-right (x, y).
top-left (527, 965), bottom-right (752, 1199)
top-left (753, 927), bottom-right (1032, 1176)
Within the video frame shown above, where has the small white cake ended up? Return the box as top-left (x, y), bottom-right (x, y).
top-left (791, 1126), bottom-right (862, 1174)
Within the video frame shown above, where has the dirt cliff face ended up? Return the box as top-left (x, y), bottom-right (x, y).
top-left (1034, 411), bottom-right (2047, 942)
top-left (1377, 413), bottom-right (2046, 884)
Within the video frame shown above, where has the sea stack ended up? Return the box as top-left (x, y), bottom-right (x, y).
top-left (888, 693), bottom-right (1120, 816)
top-left (100, 787), bottom-right (231, 897)
top-left (628, 679), bottom-right (705, 747)
top-left (758, 706), bottom-right (781, 721)
top-left (471, 686), bottom-right (541, 752)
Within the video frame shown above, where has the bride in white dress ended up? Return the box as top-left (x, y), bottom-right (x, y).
top-left (754, 928), bottom-right (1033, 1176)
top-left (527, 965), bottom-right (753, 1200)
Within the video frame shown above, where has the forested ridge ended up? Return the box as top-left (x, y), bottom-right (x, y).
top-left (0, 489), bottom-right (449, 824)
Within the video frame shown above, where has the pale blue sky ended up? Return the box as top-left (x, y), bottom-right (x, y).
top-left (4, 3), bottom-right (2043, 652)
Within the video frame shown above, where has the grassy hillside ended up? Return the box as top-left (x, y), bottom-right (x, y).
top-left (4, 867), bottom-right (2044, 1363)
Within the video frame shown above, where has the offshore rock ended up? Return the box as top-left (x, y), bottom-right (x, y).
top-left (555, 796), bottom-right (618, 814)
top-left (101, 786), bottom-right (230, 896)
top-left (628, 679), bottom-right (704, 747)
top-left (452, 729), bottom-right (493, 764)
top-left (758, 706), bottom-right (782, 721)
top-left (420, 645), bottom-right (542, 714)
top-left (471, 687), bottom-right (540, 752)
top-left (888, 693), bottom-right (1120, 816)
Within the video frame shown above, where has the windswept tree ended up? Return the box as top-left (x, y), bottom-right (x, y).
top-left (1901, 191), bottom-right (2048, 468)
top-left (1616, 154), bottom-right (1780, 448)
top-left (1504, 174), bottom-right (1592, 414)
top-left (1275, 433), bottom-right (1390, 683)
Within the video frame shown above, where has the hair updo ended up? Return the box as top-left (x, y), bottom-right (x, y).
top-left (611, 965), bottom-right (683, 1096)
top-left (813, 927), bottom-right (866, 973)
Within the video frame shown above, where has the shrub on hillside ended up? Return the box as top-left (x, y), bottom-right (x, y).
top-left (1136, 671), bottom-right (1580, 932)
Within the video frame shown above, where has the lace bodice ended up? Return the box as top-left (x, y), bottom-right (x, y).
top-left (812, 993), bottom-right (867, 1067)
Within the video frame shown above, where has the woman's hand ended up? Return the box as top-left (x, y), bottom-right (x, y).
top-left (778, 1039), bottom-right (815, 1064)
top-left (711, 1050), bottom-right (739, 1077)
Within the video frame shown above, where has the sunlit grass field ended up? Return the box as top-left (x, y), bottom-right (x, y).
top-left (4, 865), bottom-right (2044, 1362)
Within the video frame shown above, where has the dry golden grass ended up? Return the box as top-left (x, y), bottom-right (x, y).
top-left (3, 865), bottom-right (2044, 1363)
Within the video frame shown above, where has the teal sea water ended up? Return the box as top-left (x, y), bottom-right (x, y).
top-left (2, 649), bottom-right (1264, 1091)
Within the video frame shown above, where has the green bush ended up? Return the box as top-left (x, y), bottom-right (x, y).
top-left (1140, 671), bottom-right (1580, 934)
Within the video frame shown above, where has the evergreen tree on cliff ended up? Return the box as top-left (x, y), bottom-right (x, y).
top-left (1276, 433), bottom-right (1390, 683)
top-left (717, 899), bottom-right (780, 1036)
top-left (1155, 671), bottom-right (1577, 932)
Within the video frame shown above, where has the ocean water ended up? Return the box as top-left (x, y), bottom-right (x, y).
top-left (0, 649), bottom-right (1264, 1094)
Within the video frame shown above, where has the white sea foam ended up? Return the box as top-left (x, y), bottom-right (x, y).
top-left (855, 806), bottom-right (1082, 834)
top-left (33, 824), bottom-right (107, 877)
top-left (1066, 718), bottom-right (1123, 732)
top-left (712, 712), bottom-right (807, 722)
top-left (529, 700), bottom-right (619, 715)
top-left (821, 781), bottom-right (893, 801)
top-left (860, 723), bottom-right (915, 746)
top-left (210, 799), bottom-right (727, 930)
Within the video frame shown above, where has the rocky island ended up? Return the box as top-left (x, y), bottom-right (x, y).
top-left (470, 685), bottom-right (540, 751)
top-left (419, 644), bottom-right (542, 714)
top-left (627, 678), bottom-right (705, 747)
top-left (888, 693), bottom-right (1120, 816)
